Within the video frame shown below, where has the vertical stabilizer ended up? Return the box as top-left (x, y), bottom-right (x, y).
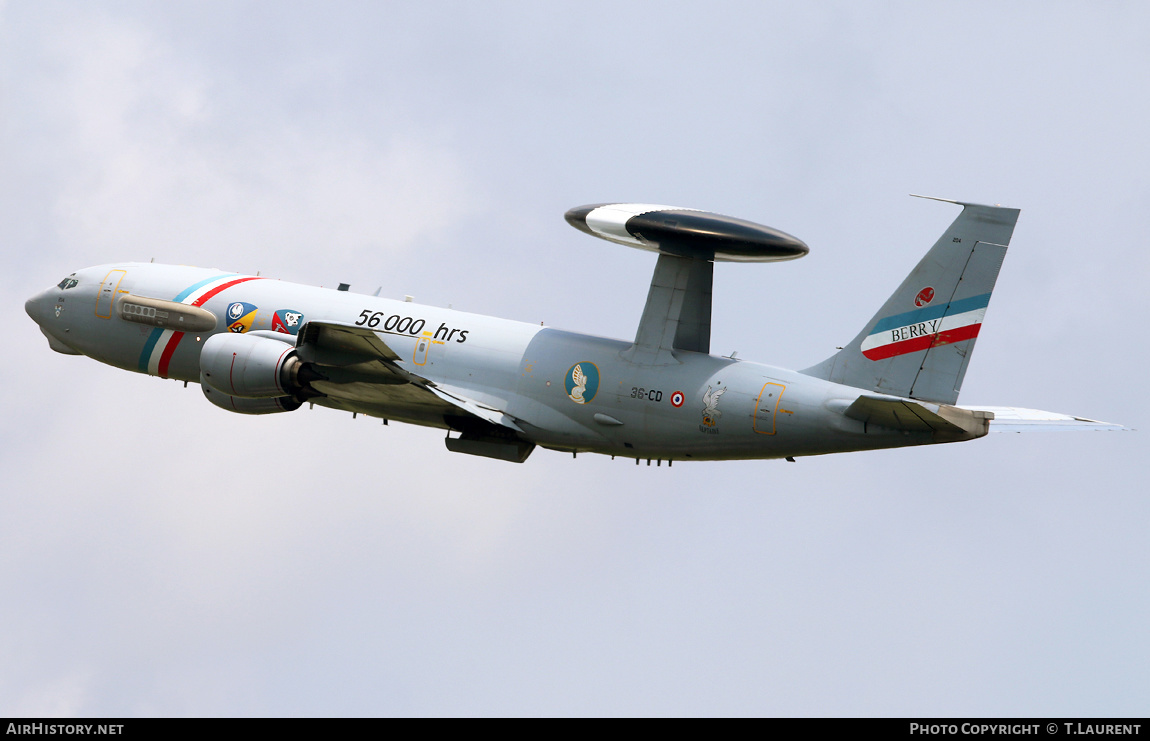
top-left (801, 197), bottom-right (1020, 404)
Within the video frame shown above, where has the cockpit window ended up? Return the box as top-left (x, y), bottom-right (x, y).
top-left (57, 277), bottom-right (79, 290)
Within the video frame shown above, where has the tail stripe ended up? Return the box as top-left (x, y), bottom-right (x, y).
top-left (861, 293), bottom-right (990, 361)
top-left (862, 319), bottom-right (983, 361)
top-left (869, 292), bottom-right (991, 334)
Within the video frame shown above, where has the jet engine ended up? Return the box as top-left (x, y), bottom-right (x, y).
top-left (199, 332), bottom-right (321, 414)
top-left (201, 381), bottom-right (302, 415)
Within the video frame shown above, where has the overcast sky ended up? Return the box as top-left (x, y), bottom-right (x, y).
top-left (2, 1), bottom-right (1147, 717)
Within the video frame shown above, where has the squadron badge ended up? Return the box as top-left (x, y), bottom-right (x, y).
top-left (225, 301), bottom-right (258, 333)
top-left (701, 385), bottom-right (726, 429)
top-left (271, 309), bottom-right (304, 335)
top-left (564, 362), bottom-right (600, 405)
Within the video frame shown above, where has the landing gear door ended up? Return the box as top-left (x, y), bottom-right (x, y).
top-left (96, 269), bottom-right (126, 319)
top-left (754, 382), bottom-right (785, 435)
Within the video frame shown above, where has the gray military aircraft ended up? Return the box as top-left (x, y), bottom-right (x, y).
top-left (25, 197), bottom-right (1121, 463)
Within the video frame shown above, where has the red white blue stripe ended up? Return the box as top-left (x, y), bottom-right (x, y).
top-left (137, 274), bottom-right (263, 377)
top-left (861, 293), bottom-right (991, 361)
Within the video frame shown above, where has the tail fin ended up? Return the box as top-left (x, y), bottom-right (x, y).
top-left (801, 196), bottom-right (1020, 404)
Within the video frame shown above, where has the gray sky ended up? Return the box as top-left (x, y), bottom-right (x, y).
top-left (2, 1), bottom-right (1147, 716)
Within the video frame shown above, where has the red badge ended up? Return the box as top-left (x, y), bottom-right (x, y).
top-left (915, 287), bottom-right (935, 307)
top-left (670, 391), bottom-right (685, 408)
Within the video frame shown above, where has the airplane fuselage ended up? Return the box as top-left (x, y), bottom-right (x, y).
top-left (30, 200), bottom-right (1119, 462)
top-left (27, 262), bottom-right (931, 462)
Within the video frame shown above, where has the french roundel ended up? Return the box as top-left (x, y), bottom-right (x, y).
top-left (671, 390), bottom-right (685, 408)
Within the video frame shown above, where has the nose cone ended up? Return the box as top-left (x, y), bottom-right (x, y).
top-left (26, 291), bottom-right (46, 325)
top-left (28, 286), bottom-right (84, 356)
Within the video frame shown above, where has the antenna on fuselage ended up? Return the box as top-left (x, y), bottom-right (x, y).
top-left (563, 203), bottom-right (809, 364)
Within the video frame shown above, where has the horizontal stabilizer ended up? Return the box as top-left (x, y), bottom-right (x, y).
top-left (846, 394), bottom-right (993, 442)
top-left (957, 406), bottom-right (1128, 432)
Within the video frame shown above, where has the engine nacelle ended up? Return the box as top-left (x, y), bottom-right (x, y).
top-left (200, 332), bottom-right (301, 398)
top-left (201, 379), bottom-right (302, 415)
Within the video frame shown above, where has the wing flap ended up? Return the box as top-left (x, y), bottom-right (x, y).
top-left (428, 384), bottom-right (524, 432)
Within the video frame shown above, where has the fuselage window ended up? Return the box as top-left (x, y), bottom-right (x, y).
top-left (123, 304), bottom-right (158, 318)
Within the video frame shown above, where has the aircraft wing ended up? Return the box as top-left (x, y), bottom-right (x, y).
top-left (294, 320), bottom-right (522, 431)
top-left (957, 406), bottom-right (1128, 432)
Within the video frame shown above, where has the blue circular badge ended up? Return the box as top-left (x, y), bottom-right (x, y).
top-left (564, 362), bottom-right (600, 405)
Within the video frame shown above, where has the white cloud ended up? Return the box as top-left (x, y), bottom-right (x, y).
top-left (1, 666), bottom-right (94, 717)
top-left (38, 13), bottom-right (479, 275)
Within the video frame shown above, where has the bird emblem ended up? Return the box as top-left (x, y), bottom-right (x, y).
top-left (702, 385), bottom-right (726, 427)
top-left (568, 363), bottom-right (588, 403)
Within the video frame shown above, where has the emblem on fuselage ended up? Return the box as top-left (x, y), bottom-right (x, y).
top-left (915, 286), bottom-right (935, 307)
top-left (701, 385), bottom-right (725, 428)
top-left (271, 309), bottom-right (304, 335)
top-left (225, 301), bottom-right (258, 333)
top-left (565, 362), bottom-right (600, 405)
